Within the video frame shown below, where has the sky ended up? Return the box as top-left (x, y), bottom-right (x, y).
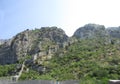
top-left (0, 0), bottom-right (120, 39)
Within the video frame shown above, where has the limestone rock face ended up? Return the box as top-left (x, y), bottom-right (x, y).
top-left (74, 24), bottom-right (120, 39)
top-left (73, 24), bottom-right (107, 39)
top-left (0, 27), bottom-right (68, 64)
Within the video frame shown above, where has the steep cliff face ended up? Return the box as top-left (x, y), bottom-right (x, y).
top-left (0, 27), bottom-right (68, 64)
top-left (73, 24), bottom-right (108, 39)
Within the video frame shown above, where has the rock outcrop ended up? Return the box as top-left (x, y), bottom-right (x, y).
top-left (0, 27), bottom-right (68, 64)
top-left (73, 24), bottom-right (120, 39)
top-left (73, 24), bottom-right (107, 39)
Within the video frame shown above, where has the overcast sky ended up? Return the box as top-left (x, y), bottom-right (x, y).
top-left (0, 0), bottom-right (120, 39)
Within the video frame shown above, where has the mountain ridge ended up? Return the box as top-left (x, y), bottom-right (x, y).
top-left (1, 24), bottom-right (120, 65)
top-left (1, 24), bottom-right (120, 83)
top-left (0, 27), bottom-right (69, 65)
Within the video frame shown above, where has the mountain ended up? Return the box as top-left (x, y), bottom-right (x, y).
top-left (0, 27), bottom-right (68, 64)
top-left (73, 24), bottom-right (107, 39)
top-left (73, 23), bottom-right (120, 39)
top-left (1, 24), bottom-right (120, 83)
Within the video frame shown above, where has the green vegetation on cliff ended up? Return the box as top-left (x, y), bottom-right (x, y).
top-left (19, 38), bottom-right (120, 84)
top-left (0, 64), bottom-right (16, 77)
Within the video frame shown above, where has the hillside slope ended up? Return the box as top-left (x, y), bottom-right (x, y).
top-left (19, 37), bottom-right (120, 83)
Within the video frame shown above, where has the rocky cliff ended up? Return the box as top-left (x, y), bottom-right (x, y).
top-left (1, 24), bottom-right (120, 65)
top-left (73, 24), bottom-right (120, 39)
top-left (73, 24), bottom-right (108, 38)
top-left (0, 27), bottom-right (68, 64)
